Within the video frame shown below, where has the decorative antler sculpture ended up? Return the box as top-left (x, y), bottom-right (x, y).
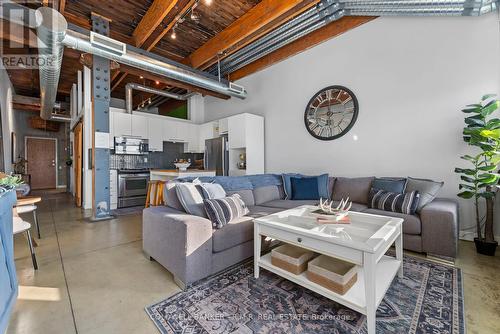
top-left (315, 197), bottom-right (352, 224)
top-left (319, 197), bottom-right (352, 214)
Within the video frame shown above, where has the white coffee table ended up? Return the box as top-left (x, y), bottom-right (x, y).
top-left (253, 205), bottom-right (404, 334)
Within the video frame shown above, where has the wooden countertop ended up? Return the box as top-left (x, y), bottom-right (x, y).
top-left (150, 169), bottom-right (216, 173)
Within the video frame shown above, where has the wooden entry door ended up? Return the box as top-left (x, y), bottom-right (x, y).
top-left (26, 137), bottom-right (57, 190)
top-left (73, 122), bottom-right (83, 206)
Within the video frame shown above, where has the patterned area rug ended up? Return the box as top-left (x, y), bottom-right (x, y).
top-left (146, 254), bottom-right (464, 334)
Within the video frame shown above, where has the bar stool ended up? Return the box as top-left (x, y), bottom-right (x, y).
top-left (13, 217), bottom-right (38, 270)
top-left (145, 181), bottom-right (165, 208)
top-left (16, 204), bottom-right (40, 239)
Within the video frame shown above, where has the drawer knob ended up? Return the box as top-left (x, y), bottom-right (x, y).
top-left (297, 237), bottom-right (302, 243)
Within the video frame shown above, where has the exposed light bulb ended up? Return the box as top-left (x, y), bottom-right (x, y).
top-left (204, 0), bottom-right (212, 5)
top-left (155, 81), bottom-right (160, 85)
top-left (171, 30), bottom-right (176, 39)
top-left (190, 10), bottom-right (199, 21)
top-left (139, 75), bottom-right (144, 79)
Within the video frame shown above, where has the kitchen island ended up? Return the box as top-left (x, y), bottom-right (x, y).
top-left (150, 169), bottom-right (216, 181)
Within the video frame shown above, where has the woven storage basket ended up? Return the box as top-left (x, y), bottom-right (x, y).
top-left (271, 244), bottom-right (316, 275)
top-left (307, 255), bottom-right (358, 295)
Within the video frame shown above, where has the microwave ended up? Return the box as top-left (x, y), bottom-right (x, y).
top-left (114, 136), bottom-right (149, 155)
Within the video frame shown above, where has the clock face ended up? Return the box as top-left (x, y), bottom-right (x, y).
top-left (304, 86), bottom-right (359, 140)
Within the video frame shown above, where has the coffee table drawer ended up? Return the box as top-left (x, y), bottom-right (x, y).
top-left (259, 224), bottom-right (363, 265)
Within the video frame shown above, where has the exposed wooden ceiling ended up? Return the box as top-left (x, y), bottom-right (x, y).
top-left (1, 0), bottom-right (375, 112)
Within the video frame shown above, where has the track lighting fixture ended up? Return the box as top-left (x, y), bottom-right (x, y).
top-left (171, 25), bottom-right (177, 39)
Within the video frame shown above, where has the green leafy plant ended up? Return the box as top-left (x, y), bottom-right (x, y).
top-left (455, 94), bottom-right (500, 243)
top-left (0, 174), bottom-right (24, 188)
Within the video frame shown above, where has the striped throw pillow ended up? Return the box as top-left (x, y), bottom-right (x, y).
top-left (369, 188), bottom-right (420, 215)
top-left (203, 194), bottom-right (250, 229)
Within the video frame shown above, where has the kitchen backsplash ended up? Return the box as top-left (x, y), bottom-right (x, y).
top-left (110, 142), bottom-right (203, 170)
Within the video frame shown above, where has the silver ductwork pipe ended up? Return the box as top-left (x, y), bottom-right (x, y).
top-left (125, 83), bottom-right (194, 113)
top-left (209, 0), bottom-right (498, 77)
top-left (61, 29), bottom-right (247, 100)
top-left (35, 7), bottom-right (67, 120)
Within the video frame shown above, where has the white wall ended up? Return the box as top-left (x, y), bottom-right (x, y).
top-left (205, 15), bottom-right (500, 237)
top-left (0, 64), bottom-right (15, 173)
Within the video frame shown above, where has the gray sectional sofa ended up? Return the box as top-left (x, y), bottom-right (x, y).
top-left (143, 175), bottom-right (458, 288)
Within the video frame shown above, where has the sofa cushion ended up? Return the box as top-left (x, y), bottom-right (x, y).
top-left (175, 183), bottom-right (207, 217)
top-left (372, 177), bottom-right (407, 193)
top-left (362, 208), bottom-right (422, 235)
top-left (247, 205), bottom-right (282, 218)
top-left (282, 173), bottom-right (329, 199)
top-left (163, 181), bottom-right (185, 212)
top-left (406, 177), bottom-right (444, 212)
top-left (260, 199), bottom-right (319, 210)
top-left (332, 177), bottom-right (374, 204)
top-left (368, 189), bottom-right (420, 215)
top-left (227, 189), bottom-right (255, 206)
top-left (203, 194), bottom-right (249, 229)
top-left (198, 182), bottom-right (226, 199)
top-left (331, 201), bottom-right (368, 212)
top-left (253, 185), bottom-right (282, 205)
top-left (212, 216), bottom-right (255, 253)
top-left (290, 176), bottom-right (319, 200)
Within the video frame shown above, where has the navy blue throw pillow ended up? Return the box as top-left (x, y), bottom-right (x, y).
top-left (372, 178), bottom-right (407, 193)
top-left (290, 177), bottom-right (320, 200)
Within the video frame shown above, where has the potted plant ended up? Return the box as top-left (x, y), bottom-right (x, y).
top-left (455, 94), bottom-right (499, 256)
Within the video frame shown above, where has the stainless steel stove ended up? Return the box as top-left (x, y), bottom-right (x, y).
top-left (117, 169), bottom-right (150, 208)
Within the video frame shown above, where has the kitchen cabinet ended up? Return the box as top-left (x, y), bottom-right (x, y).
top-left (113, 112), bottom-right (132, 137)
top-left (228, 114), bottom-right (246, 149)
top-left (131, 114), bottom-right (148, 138)
top-left (163, 118), bottom-right (190, 143)
top-left (198, 122), bottom-right (216, 152)
top-left (148, 118), bottom-right (164, 152)
top-left (185, 123), bottom-right (200, 153)
top-left (218, 118), bottom-right (228, 134)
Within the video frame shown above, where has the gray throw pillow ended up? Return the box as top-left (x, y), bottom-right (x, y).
top-left (406, 177), bottom-right (444, 212)
top-left (199, 183), bottom-right (226, 199)
top-left (163, 181), bottom-right (185, 212)
top-left (332, 177), bottom-right (375, 204)
top-left (203, 194), bottom-right (249, 229)
top-left (175, 183), bottom-right (207, 217)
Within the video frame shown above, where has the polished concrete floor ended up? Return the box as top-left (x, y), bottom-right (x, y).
top-left (7, 192), bottom-right (500, 334)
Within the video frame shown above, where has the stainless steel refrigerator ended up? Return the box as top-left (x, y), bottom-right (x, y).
top-left (204, 136), bottom-right (229, 176)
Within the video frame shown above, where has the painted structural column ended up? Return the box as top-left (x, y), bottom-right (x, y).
top-left (91, 13), bottom-right (112, 220)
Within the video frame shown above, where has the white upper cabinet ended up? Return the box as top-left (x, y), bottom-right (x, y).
top-left (199, 122), bottom-right (216, 152)
top-left (131, 114), bottom-right (148, 138)
top-left (218, 118), bottom-right (228, 134)
top-left (148, 118), bottom-right (164, 152)
top-left (113, 112), bottom-right (132, 137)
top-left (185, 123), bottom-right (200, 153)
top-left (228, 114), bottom-right (246, 149)
top-left (163, 118), bottom-right (178, 142)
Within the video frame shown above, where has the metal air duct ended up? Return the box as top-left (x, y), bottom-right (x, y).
top-left (209, 0), bottom-right (498, 77)
top-left (125, 83), bottom-right (194, 113)
top-left (35, 7), bottom-right (67, 120)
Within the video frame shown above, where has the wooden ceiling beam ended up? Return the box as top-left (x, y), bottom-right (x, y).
top-left (133, 0), bottom-right (180, 48)
top-left (59, 0), bottom-right (66, 14)
top-left (187, 0), bottom-right (317, 69)
top-left (229, 16), bottom-right (377, 81)
top-left (144, 0), bottom-right (196, 52)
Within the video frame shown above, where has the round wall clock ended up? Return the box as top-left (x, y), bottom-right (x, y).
top-left (304, 85), bottom-right (359, 140)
